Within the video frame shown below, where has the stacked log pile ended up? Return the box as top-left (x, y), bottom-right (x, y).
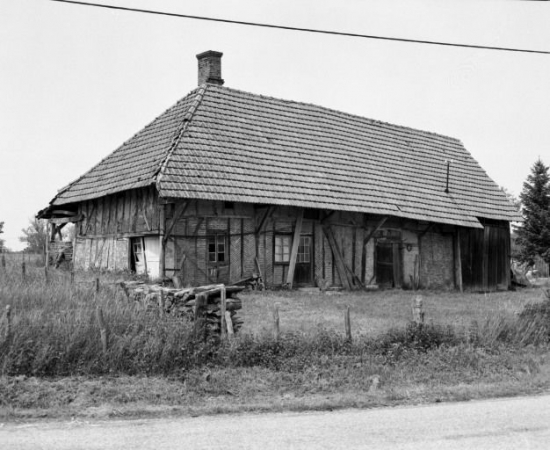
top-left (118, 281), bottom-right (244, 335)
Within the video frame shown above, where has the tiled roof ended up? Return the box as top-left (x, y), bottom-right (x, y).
top-left (51, 84), bottom-right (521, 228)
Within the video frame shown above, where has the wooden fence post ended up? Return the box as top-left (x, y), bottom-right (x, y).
top-left (220, 285), bottom-right (227, 340)
top-left (344, 306), bottom-right (352, 342)
top-left (412, 295), bottom-right (425, 325)
top-left (21, 262), bottom-right (26, 281)
top-left (44, 265), bottom-right (49, 284)
top-left (273, 306), bottom-right (280, 340)
top-left (95, 277), bottom-right (100, 293)
top-left (225, 311), bottom-right (234, 339)
top-left (95, 306), bottom-right (108, 354)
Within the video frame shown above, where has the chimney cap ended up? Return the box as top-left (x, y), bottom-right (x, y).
top-left (196, 50), bottom-right (223, 60)
top-left (196, 50), bottom-right (224, 86)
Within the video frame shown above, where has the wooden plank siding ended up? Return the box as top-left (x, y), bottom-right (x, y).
top-left (460, 220), bottom-right (511, 291)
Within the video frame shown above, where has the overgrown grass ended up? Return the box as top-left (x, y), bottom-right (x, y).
top-left (1, 263), bottom-right (550, 419)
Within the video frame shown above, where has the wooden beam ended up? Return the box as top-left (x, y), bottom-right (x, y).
top-left (361, 216), bottom-right (388, 283)
top-left (418, 223), bottom-right (434, 239)
top-left (49, 214), bottom-right (83, 225)
top-left (320, 210), bottom-right (336, 224)
top-left (255, 206), bottom-right (275, 235)
top-left (50, 209), bottom-right (76, 216)
top-left (163, 201), bottom-right (189, 245)
top-left (159, 203), bottom-right (166, 279)
top-left (454, 228), bottom-right (463, 292)
top-left (323, 225), bottom-right (352, 290)
top-left (286, 208), bottom-right (304, 288)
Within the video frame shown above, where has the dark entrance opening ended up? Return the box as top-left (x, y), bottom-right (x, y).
top-left (375, 233), bottom-right (402, 288)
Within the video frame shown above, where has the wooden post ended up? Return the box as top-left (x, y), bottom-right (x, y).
top-left (454, 229), bottom-right (463, 292)
top-left (273, 306), bottom-right (280, 340)
top-left (225, 311), bottom-right (234, 339)
top-left (95, 277), bottom-right (100, 293)
top-left (95, 306), bottom-right (108, 354)
top-left (44, 265), bottom-right (49, 284)
top-left (21, 262), bottom-right (26, 281)
top-left (344, 306), bottom-right (352, 342)
top-left (412, 295), bottom-right (425, 324)
top-left (220, 285), bottom-right (227, 340)
top-left (286, 209), bottom-right (304, 288)
top-left (361, 216), bottom-right (388, 284)
top-left (70, 270), bottom-right (75, 285)
top-left (159, 203), bottom-right (166, 280)
top-left (1, 254), bottom-right (5, 269)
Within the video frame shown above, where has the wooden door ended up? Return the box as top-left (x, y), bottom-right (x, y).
top-left (375, 241), bottom-right (402, 288)
top-left (294, 235), bottom-right (313, 285)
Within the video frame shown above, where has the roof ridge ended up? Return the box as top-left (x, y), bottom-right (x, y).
top-left (207, 85), bottom-right (462, 144)
top-left (155, 85), bottom-right (207, 191)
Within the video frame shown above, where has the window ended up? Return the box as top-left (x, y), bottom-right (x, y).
top-left (297, 236), bottom-right (311, 263)
top-left (132, 239), bottom-right (143, 263)
top-left (274, 235), bottom-right (292, 263)
top-left (208, 234), bottom-right (226, 263)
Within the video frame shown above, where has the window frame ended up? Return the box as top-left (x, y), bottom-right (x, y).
top-left (207, 233), bottom-right (227, 265)
top-left (274, 234), bottom-right (292, 264)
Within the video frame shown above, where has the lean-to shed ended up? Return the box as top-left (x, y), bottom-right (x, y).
top-left (38, 51), bottom-right (521, 291)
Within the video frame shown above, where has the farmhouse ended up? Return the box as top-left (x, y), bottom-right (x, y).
top-left (38, 51), bottom-right (521, 291)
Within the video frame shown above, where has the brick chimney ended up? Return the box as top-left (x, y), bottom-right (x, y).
top-left (196, 50), bottom-right (224, 86)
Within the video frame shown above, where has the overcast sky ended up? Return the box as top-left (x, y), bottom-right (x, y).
top-left (1, 0), bottom-right (549, 251)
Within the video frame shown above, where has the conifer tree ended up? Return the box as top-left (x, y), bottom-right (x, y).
top-left (515, 159), bottom-right (550, 265)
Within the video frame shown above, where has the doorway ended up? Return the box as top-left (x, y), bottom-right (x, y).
top-left (295, 235), bottom-right (313, 285)
top-left (375, 240), bottom-right (402, 288)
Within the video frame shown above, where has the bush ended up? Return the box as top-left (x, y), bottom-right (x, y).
top-left (372, 322), bottom-right (463, 363)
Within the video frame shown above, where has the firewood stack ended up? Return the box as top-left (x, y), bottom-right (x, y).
top-left (118, 281), bottom-right (245, 334)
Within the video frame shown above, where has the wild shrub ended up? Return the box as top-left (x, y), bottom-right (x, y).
top-left (372, 322), bottom-right (463, 363)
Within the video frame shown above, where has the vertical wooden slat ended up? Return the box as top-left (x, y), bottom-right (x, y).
top-left (159, 203), bottom-right (166, 279)
top-left (220, 286), bottom-right (227, 340)
top-left (97, 197), bottom-right (104, 235)
top-left (286, 209), bottom-right (304, 288)
top-left (483, 225), bottom-right (489, 291)
top-left (454, 228), bottom-right (463, 292)
top-left (240, 218), bottom-right (244, 278)
top-left (323, 225), bottom-right (352, 290)
top-left (504, 223), bottom-right (511, 289)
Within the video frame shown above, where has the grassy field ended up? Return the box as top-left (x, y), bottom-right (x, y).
top-left (1, 261), bottom-right (550, 421)
top-left (239, 288), bottom-right (545, 338)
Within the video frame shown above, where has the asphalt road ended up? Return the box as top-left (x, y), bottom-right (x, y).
top-left (2, 395), bottom-right (550, 449)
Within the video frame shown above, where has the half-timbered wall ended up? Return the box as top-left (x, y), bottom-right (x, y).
top-left (72, 195), bottom-right (510, 291)
top-left (73, 187), bottom-right (160, 271)
top-left (168, 200), bottom-right (461, 290)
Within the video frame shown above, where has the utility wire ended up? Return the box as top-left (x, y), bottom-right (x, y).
top-left (50, 0), bottom-right (550, 55)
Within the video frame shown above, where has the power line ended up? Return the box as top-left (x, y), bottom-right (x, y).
top-left (50, 0), bottom-right (550, 55)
